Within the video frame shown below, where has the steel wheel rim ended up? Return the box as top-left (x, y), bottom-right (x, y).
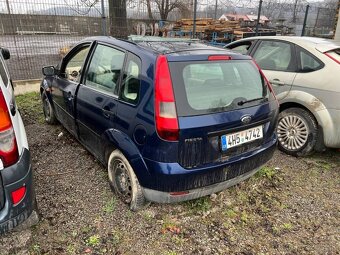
top-left (110, 159), bottom-right (132, 203)
top-left (277, 115), bottom-right (309, 151)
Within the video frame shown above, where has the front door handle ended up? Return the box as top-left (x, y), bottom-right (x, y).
top-left (269, 79), bottom-right (285, 86)
top-left (102, 107), bottom-right (112, 119)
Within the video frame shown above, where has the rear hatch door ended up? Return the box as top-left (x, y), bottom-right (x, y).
top-left (168, 51), bottom-right (277, 169)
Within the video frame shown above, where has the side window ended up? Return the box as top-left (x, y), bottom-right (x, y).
top-left (228, 41), bottom-right (253, 55)
top-left (63, 46), bottom-right (90, 82)
top-left (86, 44), bottom-right (125, 94)
top-left (253, 41), bottom-right (294, 72)
top-left (120, 54), bottom-right (141, 104)
top-left (299, 49), bottom-right (323, 72)
top-left (0, 59), bottom-right (9, 86)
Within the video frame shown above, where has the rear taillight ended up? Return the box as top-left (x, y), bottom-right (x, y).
top-left (154, 55), bottom-right (179, 141)
top-left (324, 52), bottom-right (340, 64)
top-left (0, 90), bottom-right (18, 167)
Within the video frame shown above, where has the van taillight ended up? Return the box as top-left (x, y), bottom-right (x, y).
top-left (0, 90), bottom-right (18, 167)
top-left (154, 55), bottom-right (179, 141)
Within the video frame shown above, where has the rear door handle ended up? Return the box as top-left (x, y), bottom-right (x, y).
top-left (269, 79), bottom-right (285, 86)
top-left (67, 91), bottom-right (74, 101)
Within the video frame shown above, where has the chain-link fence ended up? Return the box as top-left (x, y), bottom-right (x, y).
top-left (0, 0), bottom-right (337, 81)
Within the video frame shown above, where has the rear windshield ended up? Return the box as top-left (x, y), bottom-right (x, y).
top-left (169, 60), bottom-right (268, 116)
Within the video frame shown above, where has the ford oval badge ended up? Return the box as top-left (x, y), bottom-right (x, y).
top-left (241, 115), bottom-right (252, 124)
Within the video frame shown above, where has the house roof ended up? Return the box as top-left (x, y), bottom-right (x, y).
top-left (219, 13), bottom-right (270, 22)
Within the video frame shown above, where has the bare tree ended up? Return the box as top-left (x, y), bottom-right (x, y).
top-left (108, 0), bottom-right (128, 38)
top-left (145, 0), bottom-right (190, 20)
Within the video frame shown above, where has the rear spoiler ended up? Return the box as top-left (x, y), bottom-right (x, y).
top-left (315, 43), bottom-right (340, 53)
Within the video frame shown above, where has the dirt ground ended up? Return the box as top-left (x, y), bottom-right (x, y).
top-left (0, 92), bottom-right (339, 255)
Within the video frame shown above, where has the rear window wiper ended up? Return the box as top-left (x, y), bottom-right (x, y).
top-left (237, 97), bottom-right (268, 106)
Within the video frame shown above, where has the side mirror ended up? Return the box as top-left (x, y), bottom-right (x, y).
top-left (42, 66), bottom-right (55, 76)
top-left (1, 48), bottom-right (10, 60)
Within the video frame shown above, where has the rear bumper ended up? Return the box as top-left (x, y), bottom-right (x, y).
top-left (0, 148), bottom-right (36, 234)
top-left (143, 166), bottom-right (259, 203)
top-left (142, 137), bottom-right (276, 202)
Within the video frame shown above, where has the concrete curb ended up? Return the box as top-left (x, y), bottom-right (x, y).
top-left (13, 79), bottom-right (41, 96)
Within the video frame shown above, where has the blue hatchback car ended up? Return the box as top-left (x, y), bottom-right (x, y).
top-left (41, 37), bottom-right (278, 210)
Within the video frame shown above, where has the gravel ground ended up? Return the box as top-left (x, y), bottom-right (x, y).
top-left (0, 92), bottom-right (339, 255)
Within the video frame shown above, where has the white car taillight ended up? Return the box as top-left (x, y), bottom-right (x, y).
top-left (0, 89), bottom-right (18, 167)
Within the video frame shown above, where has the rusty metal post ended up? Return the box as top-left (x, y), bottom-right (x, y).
top-left (255, 0), bottom-right (263, 36)
top-left (301, 4), bottom-right (310, 36)
top-left (193, 0), bottom-right (197, 38)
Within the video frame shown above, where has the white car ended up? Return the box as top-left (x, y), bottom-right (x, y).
top-left (0, 48), bottom-right (38, 234)
top-left (226, 36), bottom-right (340, 156)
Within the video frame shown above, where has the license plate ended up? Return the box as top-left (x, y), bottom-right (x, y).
top-left (221, 125), bottom-right (263, 151)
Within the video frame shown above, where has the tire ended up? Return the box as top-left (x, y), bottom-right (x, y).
top-left (41, 91), bottom-right (57, 124)
top-left (107, 150), bottom-right (149, 211)
top-left (277, 107), bottom-right (318, 157)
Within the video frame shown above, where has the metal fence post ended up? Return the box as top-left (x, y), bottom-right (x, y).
top-left (214, 0), bottom-right (218, 20)
top-left (255, 0), bottom-right (263, 36)
top-left (101, 0), bottom-right (106, 36)
top-left (301, 4), bottom-right (310, 36)
top-left (193, 0), bottom-right (197, 38)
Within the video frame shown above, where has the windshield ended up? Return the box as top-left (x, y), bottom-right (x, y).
top-left (169, 60), bottom-right (268, 116)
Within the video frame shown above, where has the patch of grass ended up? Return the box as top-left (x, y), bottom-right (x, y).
top-left (282, 223), bottom-right (293, 230)
top-left (16, 92), bottom-right (44, 123)
top-left (240, 211), bottom-right (249, 224)
top-left (171, 234), bottom-right (185, 245)
top-left (185, 196), bottom-right (211, 213)
top-left (85, 235), bottom-right (100, 247)
top-left (31, 244), bottom-right (41, 254)
top-left (66, 244), bottom-right (76, 254)
top-left (255, 166), bottom-right (276, 180)
top-left (103, 197), bottom-right (116, 214)
top-left (224, 209), bottom-right (238, 219)
top-left (111, 229), bottom-right (122, 246)
top-left (71, 230), bottom-right (78, 238)
top-left (142, 211), bottom-right (154, 221)
top-left (163, 252), bottom-right (178, 255)
top-left (272, 223), bottom-right (293, 235)
top-left (81, 226), bottom-right (92, 234)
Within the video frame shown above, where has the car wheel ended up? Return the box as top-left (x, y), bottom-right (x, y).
top-left (41, 92), bottom-right (57, 124)
top-left (107, 149), bottom-right (149, 211)
top-left (277, 107), bottom-right (318, 157)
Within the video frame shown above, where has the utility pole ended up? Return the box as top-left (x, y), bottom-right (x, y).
top-left (293, 0), bottom-right (298, 23)
top-left (214, 0), bottom-right (218, 20)
top-left (193, 0), bottom-right (197, 38)
top-left (255, 0), bottom-right (263, 36)
top-left (334, 0), bottom-right (340, 41)
top-left (301, 4), bottom-right (310, 36)
top-left (101, 0), bottom-right (106, 36)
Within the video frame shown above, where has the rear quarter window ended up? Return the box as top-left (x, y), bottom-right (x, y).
top-left (169, 60), bottom-right (267, 116)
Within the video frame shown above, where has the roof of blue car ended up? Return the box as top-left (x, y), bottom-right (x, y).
top-left (82, 36), bottom-right (227, 55)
